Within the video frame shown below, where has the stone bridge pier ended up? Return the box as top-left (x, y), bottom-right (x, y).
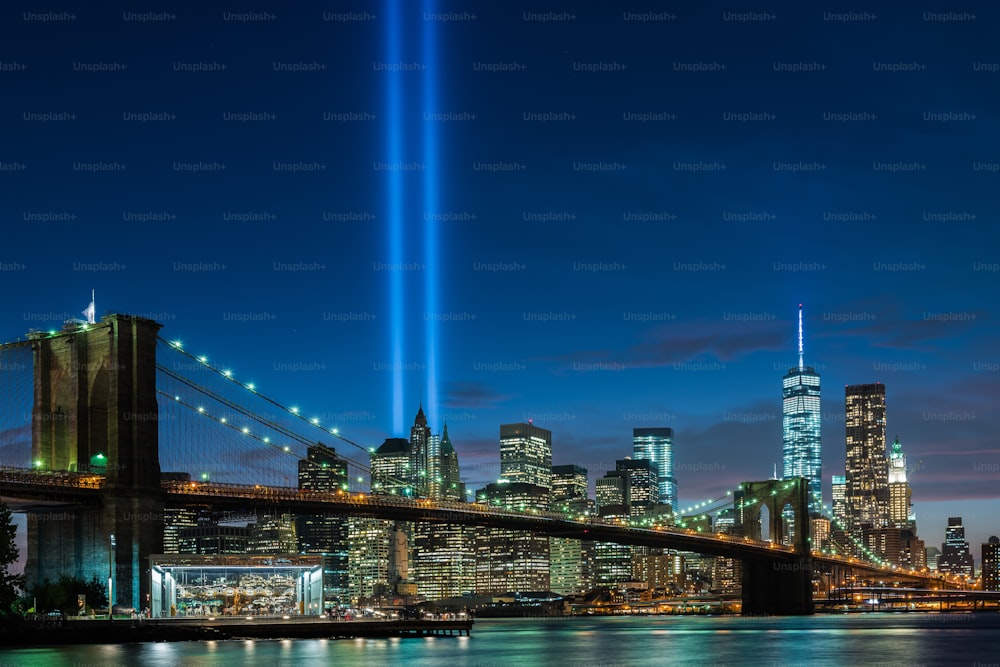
top-left (736, 478), bottom-right (814, 615)
top-left (26, 315), bottom-right (165, 611)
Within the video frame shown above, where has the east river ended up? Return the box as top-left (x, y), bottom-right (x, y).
top-left (2, 613), bottom-right (1000, 666)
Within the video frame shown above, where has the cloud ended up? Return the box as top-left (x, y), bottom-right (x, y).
top-left (441, 381), bottom-right (515, 409)
top-left (815, 296), bottom-right (984, 353)
top-left (536, 320), bottom-right (787, 373)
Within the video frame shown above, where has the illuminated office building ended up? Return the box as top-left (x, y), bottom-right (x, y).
top-left (371, 437), bottom-right (413, 497)
top-left (549, 464), bottom-right (594, 596)
top-left (887, 436), bottom-right (914, 531)
top-left (845, 383), bottom-right (889, 541)
top-left (410, 406), bottom-right (433, 498)
top-left (632, 427), bottom-right (676, 511)
top-left (937, 516), bottom-right (974, 579)
top-left (782, 305), bottom-right (822, 515)
top-left (473, 481), bottom-right (550, 593)
top-left (500, 422), bottom-right (552, 491)
top-left (982, 537), bottom-right (1000, 591)
top-left (297, 443), bottom-right (350, 606)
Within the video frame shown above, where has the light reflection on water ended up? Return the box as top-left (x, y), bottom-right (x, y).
top-left (1, 614), bottom-right (999, 667)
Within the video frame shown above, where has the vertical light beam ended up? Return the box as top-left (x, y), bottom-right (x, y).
top-left (422, 0), bottom-right (439, 428)
top-left (386, 0), bottom-right (404, 434)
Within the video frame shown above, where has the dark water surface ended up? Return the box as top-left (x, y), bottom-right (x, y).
top-left (2, 613), bottom-right (999, 666)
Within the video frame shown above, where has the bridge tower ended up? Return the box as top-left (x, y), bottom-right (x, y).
top-left (26, 314), bottom-right (164, 612)
top-left (736, 477), bottom-right (813, 615)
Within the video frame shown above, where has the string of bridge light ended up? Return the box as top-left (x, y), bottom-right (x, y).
top-left (553, 492), bottom-right (734, 530)
top-left (807, 488), bottom-right (890, 568)
top-left (156, 338), bottom-right (409, 491)
top-left (156, 386), bottom-right (378, 490)
top-left (726, 482), bottom-right (890, 568)
top-left (157, 362), bottom-right (340, 458)
top-left (156, 364), bottom-right (374, 489)
top-left (676, 492), bottom-right (733, 517)
top-left (156, 389), bottom-right (309, 478)
top-left (159, 337), bottom-right (361, 451)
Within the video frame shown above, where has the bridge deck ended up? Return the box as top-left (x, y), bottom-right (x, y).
top-left (0, 466), bottom-right (959, 584)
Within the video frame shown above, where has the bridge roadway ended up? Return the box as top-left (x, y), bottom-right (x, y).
top-left (0, 467), bottom-right (951, 585)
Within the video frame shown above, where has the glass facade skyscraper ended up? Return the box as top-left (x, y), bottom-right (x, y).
top-left (632, 427), bottom-right (676, 511)
top-left (781, 305), bottom-right (822, 515)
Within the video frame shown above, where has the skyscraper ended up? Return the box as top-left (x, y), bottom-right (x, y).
top-left (163, 506), bottom-right (205, 554)
top-left (937, 517), bottom-right (975, 579)
top-left (551, 464), bottom-right (588, 508)
top-left (364, 440), bottom-right (409, 603)
top-left (298, 443), bottom-right (348, 494)
top-left (782, 305), bottom-right (822, 515)
top-left (632, 427), bottom-right (676, 511)
top-left (594, 470), bottom-right (631, 584)
top-left (249, 514), bottom-right (297, 553)
top-left (500, 422), bottom-right (552, 490)
top-left (845, 383), bottom-right (889, 542)
top-left (370, 437), bottom-right (413, 496)
top-left (593, 459), bottom-right (663, 586)
top-left (830, 475), bottom-right (847, 529)
top-left (347, 518), bottom-right (390, 604)
top-left (982, 537), bottom-right (1000, 591)
top-left (439, 423), bottom-right (465, 501)
top-left (409, 406), bottom-right (433, 498)
top-left (473, 481), bottom-right (550, 593)
top-left (296, 443), bottom-right (350, 606)
top-left (828, 474), bottom-right (849, 554)
top-left (887, 436), bottom-right (913, 531)
top-left (616, 458), bottom-right (659, 517)
top-left (413, 522), bottom-right (476, 600)
top-left (549, 464), bottom-right (594, 596)
top-left (412, 422), bottom-right (474, 600)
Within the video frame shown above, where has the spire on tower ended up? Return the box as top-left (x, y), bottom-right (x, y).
top-left (440, 421), bottom-right (454, 453)
top-left (414, 403), bottom-right (427, 427)
top-left (798, 303), bottom-right (804, 371)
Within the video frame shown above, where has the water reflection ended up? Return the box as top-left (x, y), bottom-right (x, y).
top-left (1, 614), bottom-right (999, 667)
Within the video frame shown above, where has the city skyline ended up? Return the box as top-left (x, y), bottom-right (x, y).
top-left (1, 2), bottom-right (998, 563)
top-left (1, 299), bottom-right (996, 567)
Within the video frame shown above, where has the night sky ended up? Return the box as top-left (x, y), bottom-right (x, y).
top-left (1, 2), bottom-right (998, 558)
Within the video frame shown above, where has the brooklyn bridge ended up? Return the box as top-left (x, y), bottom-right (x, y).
top-left (0, 314), bottom-right (960, 616)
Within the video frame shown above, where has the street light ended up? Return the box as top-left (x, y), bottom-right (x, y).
top-left (108, 533), bottom-right (116, 621)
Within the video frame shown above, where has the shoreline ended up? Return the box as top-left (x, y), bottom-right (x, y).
top-left (0, 617), bottom-right (473, 647)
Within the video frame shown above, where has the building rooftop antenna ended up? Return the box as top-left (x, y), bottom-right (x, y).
top-left (798, 303), bottom-right (804, 371)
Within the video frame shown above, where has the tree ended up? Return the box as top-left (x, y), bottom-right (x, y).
top-left (27, 575), bottom-right (107, 616)
top-left (0, 500), bottom-right (23, 617)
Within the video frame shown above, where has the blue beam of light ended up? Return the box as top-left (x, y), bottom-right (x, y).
top-left (386, 0), bottom-right (404, 434)
top-left (422, 0), bottom-right (439, 429)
